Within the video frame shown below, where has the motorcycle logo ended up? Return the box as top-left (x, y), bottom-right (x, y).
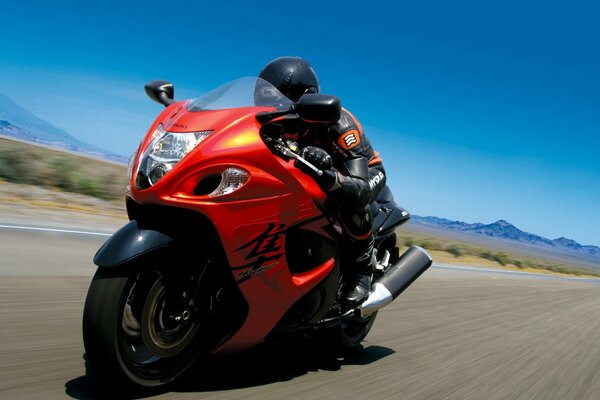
top-left (233, 223), bottom-right (286, 282)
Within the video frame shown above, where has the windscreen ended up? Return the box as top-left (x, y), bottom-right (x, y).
top-left (187, 77), bottom-right (292, 111)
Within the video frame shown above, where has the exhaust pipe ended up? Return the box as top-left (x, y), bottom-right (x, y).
top-left (359, 246), bottom-right (432, 317)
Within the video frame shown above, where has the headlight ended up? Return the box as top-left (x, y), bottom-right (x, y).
top-left (135, 124), bottom-right (213, 189)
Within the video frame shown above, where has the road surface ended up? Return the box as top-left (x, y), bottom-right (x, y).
top-left (1, 224), bottom-right (600, 400)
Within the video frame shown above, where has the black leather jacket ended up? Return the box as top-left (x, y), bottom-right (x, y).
top-left (300, 109), bottom-right (386, 211)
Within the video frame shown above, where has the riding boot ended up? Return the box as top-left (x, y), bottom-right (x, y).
top-left (344, 238), bottom-right (375, 306)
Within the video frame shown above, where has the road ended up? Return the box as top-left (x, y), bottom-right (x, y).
top-left (1, 225), bottom-right (600, 400)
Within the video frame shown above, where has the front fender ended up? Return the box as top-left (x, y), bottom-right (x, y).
top-left (94, 220), bottom-right (174, 268)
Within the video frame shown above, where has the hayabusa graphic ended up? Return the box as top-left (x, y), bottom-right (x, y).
top-left (82, 76), bottom-right (432, 389)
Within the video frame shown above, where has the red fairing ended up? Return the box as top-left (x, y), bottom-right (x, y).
top-left (129, 103), bottom-right (332, 353)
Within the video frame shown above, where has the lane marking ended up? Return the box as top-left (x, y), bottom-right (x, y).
top-left (432, 263), bottom-right (600, 282)
top-left (0, 224), bottom-right (112, 237)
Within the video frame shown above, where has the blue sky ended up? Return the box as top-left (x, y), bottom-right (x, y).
top-left (1, 1), bottom-right (599, 246)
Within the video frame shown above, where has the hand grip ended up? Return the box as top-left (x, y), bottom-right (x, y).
top-left (277, 146), bottom-right (323, 176)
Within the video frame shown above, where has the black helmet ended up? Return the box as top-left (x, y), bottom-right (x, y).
top-left (259, 56), bottom-right (320, 102)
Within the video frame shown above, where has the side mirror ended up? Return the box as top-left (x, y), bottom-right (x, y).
top-left (144, 80), bottom-right (176, 107)
top-left (294, 94), bottom-right (341, 123)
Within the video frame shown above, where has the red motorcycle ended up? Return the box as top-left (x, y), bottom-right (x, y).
top-left (82, 76), bottom-right (432, 388)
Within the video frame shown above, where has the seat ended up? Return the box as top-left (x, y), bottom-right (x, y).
top-left (371, 185), bottom-right (410, 235)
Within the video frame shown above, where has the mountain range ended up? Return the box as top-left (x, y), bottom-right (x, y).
top-left (0, 92), bottom-right (127, 164)
top-left (411, 215), bottom-right (600, 258)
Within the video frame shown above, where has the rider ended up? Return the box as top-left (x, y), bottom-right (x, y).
top-left (259, 56), bottom-right (387, 306)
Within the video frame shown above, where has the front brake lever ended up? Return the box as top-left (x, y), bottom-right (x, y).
top-left (275, 144), bottom-right (323, 176)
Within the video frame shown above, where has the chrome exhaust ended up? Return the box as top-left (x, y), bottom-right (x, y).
top-left (359, 246), bottom-right (432, 317)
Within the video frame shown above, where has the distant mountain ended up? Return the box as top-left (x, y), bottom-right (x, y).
top-left (411, 215), bottom-right (600, 258)
top-left (0, 119), bottom-right (31, 140)
top-left (0, 92), bottom-right (126, 164)
top-left (412, 216), bottom-right (485, 230)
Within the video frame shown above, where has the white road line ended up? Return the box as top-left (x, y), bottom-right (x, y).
top-left (0, 224), bottom-right (112, 237)
top-left (432, 263), bottom-right (600, 281)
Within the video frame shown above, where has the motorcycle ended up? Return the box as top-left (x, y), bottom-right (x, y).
top-left (82, 76), bottom-right (432, 388)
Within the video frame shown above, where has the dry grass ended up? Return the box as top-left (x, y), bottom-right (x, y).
top-left (0, 180), bottom-right (128, 231)
top-left (0, 137), bottom-right (127, 200)
top-left (396, 230), bottom-right (600, 278)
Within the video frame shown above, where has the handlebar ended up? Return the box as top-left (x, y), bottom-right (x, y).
top-left (258, 118), bottom-right (324, 177)
top-left (275, 144), bottom-right (323, 176)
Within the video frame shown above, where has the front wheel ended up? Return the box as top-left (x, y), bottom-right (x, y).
top-left (82, 266), bottom-right (206, 388)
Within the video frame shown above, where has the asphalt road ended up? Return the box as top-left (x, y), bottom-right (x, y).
top-left (1, 225), bottom-right (600, 400)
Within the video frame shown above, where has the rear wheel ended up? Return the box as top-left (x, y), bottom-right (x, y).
top-left (83, 264), bottom-right (209, 388)
top-left (319, 242), bottom-right (390, 355)
top-left (320, 312), bottom-right (378, 356)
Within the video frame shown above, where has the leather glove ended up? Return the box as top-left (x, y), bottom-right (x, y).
top-left (295, 146), bottom-right (339, 192)
top-left (299, 146), bottom-right (333, 170)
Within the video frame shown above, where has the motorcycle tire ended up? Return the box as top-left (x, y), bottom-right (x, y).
top-left (320, 311), bottom-right (378, 356)
top-left (83, 265), bottom-right (204, 389)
